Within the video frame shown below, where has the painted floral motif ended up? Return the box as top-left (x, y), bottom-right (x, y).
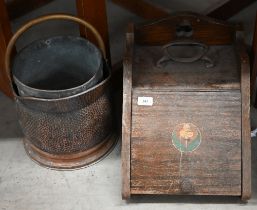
top-left (172, 123), bottom-right (201, 152)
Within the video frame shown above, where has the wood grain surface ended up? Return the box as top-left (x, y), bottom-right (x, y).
top-left (122, 24), bottom-right (134, 199)
top-left (122, 12), bottom-right (251, 200)
top-left (237, 41), bottom-right (251, 200)
top-left (76, 0), bottom-right (111, 63)
top-left (0, 0), bottom-right (13, 97)
top-left (135, 12), bottom-right (236, 46)
top-left (131, 91), bottom-right (242, 195)
top-left (133, 45), bottom-right (240, 91)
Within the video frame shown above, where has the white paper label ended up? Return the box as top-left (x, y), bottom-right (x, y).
top-left (137, 97), bottom-right (153, 106)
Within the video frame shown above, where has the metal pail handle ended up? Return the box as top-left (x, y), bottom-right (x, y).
top-left (5, 14), bottom-right (106, 96)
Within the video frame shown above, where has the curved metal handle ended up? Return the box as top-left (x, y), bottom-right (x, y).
top-left (157, 40), bottom-right (214, 68)
top-left (5, 14), bottom-right (106, 84)
top-left (164, 41), bottom-right (208, 63)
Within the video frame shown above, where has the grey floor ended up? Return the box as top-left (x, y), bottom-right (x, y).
top-left (1, 0), bottom-right (257, 209)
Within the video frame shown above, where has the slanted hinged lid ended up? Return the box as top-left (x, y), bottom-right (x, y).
top-left (132, 43), bottom-right (240, 91)
top-left (130, 12), bottom-right (241, 91)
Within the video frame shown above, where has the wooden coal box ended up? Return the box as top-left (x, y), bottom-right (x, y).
top-left (122, 12), bottom-right (251, 201)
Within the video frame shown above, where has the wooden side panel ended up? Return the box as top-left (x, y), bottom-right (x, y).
top-left (131, 91), bottom-right (241, 195)
top-left (135, 12), bottom-right (236, 46)
top-left (237, 41), bottom-right (251, 200)
top-left (76, 0), bottom-right (111, 63)
top-left (121, 24), bottom-right (134, 199)
top-left (0, 0), bottom-right (13, 97)
top-left (112, 0), bottom-right (170, 20)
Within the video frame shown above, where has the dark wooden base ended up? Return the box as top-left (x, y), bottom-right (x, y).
top-left (23, 132), bottom-right (118, 170)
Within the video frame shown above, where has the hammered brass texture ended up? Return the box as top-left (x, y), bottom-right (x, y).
top-left (17, 91), bottom-right (112, 154)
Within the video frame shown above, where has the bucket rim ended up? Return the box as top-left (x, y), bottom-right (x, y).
top-left (13, 62), bottom-right (103, 95)
top-left (12, 35), bottom-right (103, 97)
top-left (15, 61), bottom-right (111, 102)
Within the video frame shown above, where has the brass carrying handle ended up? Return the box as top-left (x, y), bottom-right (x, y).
top-left (5, 14), bottom-right (106, 84)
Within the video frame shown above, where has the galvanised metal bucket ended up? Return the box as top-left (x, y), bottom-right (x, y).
top-left (5, 14), bottom-right (117, 169)
top-left (13, 35), bottom-right (104, 99)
